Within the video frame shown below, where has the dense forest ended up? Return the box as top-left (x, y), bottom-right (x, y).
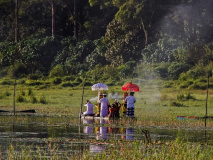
top-left (1, 0), bottom-right (213, 84)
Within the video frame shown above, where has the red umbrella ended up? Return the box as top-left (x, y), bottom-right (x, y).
top-left (122, 82), bottom-right (139, 92)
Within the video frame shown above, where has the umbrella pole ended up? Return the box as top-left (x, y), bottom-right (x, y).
top-left (80, 76), bottom-right (86, 118)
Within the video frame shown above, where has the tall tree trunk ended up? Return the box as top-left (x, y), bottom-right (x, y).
top-left (51, 0), bottom-right (55, 37)
top-left (14, 0), bottom-right (19, 42)
top-left (73, 0), bottom-right (77, 39)
top-left (140, 18), bottom-right (148, 47)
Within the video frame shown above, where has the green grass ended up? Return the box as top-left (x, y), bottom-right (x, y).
top-left (3, 139), bottom-right (213, 159)
top-left (0, 79), bottom-right (213, 127)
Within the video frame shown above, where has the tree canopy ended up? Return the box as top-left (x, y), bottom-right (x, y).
top-left (1, 0), bottom-right (213, 80)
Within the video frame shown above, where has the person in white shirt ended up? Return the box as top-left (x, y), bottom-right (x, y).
top-left (99, 94), bottom-right (110, 117)
top-left (83, 100), bottom-right (94, 115)
top-left (125, 92), bottom-right (136, 117)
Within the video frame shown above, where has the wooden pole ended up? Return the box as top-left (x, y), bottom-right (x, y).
top-left (80, 76), bottom-right (86, 118)
top-left (205, 75), bottom-right (209, 127)
top-left (13, 80), bottom-right (16, 116)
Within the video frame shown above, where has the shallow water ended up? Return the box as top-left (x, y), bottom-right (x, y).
top-left (0, 115), bottom-right (212, 158)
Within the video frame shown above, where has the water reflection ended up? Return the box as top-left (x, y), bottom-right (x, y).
top-left (83, 119), bottom-right (93, 134)
top-left (90, 144), bottom-right (105, 154)
top-left (0, 115), bottom-right (212, 158)
top-left (126, 127), bottom-right (134, 140)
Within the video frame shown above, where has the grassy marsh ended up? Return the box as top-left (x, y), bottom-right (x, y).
top-left (1, 79), bottom-right (213, 159)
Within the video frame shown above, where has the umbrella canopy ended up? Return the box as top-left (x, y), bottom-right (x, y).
top-left (91, 83), bottom-right (108, 91)
top-left (91, 83), bottom-right (108, 100)
top-left (122, 82), bottom-right (139, 92)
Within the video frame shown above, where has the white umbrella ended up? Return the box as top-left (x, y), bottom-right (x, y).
top-left (91, 83), bottom-right (108, 100)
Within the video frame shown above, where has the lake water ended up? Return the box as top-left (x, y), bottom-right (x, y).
top-left (0, 115), bottom-right (212, 158)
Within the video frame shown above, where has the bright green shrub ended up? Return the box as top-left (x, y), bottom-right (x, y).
top-left (179, 81), bottom-right (194, 88)
top-left (0, 78), bottom-right (14, 85)
top-left (49, 65), bottom-right (64, 77)
top-left (25, 80), bottom-right (43, 86)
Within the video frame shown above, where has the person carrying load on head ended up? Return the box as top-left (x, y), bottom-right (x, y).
top-left (99, 93), bottom-right (110, 117)
top-left (108, 99), bottom-right (121, 118)
top-left (83, 100), bottom-right (94, 116)
top-left (125, 92), bottom-right (136, 117)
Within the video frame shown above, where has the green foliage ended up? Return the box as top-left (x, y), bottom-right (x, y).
top-left (8, 63), bottom-right (28, 78)
top-left (39, 95), bottom-right (48, 104)
top-left (27, 73), bottom-right (42, 80)
top-left (0, 91), bottom-right (11, 99)
top-left (60, 82), bottom-right (73, 87)
top-left (49, 65), bottom-right (64, 78)
top-left (170, 101), bottom-right (187, 107)
top-left (142, 38), bottom-right (181, 63)
top-left (154, 63), bottom-right (170, 79)
top-left (0, 78), bottom-right (14, 85)
top-left (1, 0), bottom-right (213, 81)
top-left (168, 62), bottom-right (190, 79)
top-left (30, 96), bottom-right (38, 104)
top-left (179, 81), bottom-right (194, 89)
top-left (63, 76), bottom-right (76, 81)
top-left (52, 77), bottom-right (62, 85)
top-left (28, 88), bottom-right (33, 96)
top-left (177, 93), bottom-right (195, 101)
top-left (74, 77), bottom-right (82, 83)
top-left (118, 61), bottom-right (137, 79)
top-left (16, 94), bottom-right (25, 103)
top-left (189, 82), bottom-right (207, 90)
top-left (25, 80), bottom-right (43, 86)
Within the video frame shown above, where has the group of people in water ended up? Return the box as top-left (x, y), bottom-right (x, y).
top-left (83, 92), bottom-right (136, 118)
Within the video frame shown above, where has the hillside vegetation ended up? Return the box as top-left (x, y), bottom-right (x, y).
top-left (1, 0), bottom-right (213, 84)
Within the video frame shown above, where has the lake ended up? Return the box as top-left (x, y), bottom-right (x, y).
top-left (0, 115), bottom-right (212, 159)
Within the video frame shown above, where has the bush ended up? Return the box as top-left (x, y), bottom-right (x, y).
top-left (70, 82), bottom-right (80, 86)
top-left (8, 63), bottom-right (28, 78)
top-left (30, 96), bottom-right (38, 104)
top-left (168, 62), bottom-right (190, 79)
top-left (179, 81), bottom-right (194, 89)
top-left (189, 82), bottom-right (207, 90)
top-left (39, 95), bottom-right (48, 104)
top-left (25, 80), bottom-right (43, 86)
top-left (0, 78), bottom-right (14, 85)
top-left (63, 76), bottom-right (76, 81)
top-left (16, 95), bottom-right (25, 102)
top-left (17, 79), bottom-right (26, 84)
top-left (49, 65), bottom-right (64, 77)
top-left (60, 82), bottom-right (73, 87)
top-left (52, 77), bottom-right (62, 85)
top-left (28, 88), bottom-right (33, 96)
top-left (154, 63), bottom-right (169, 78)
top-left (74, 77), bottom-right (82, 83)
top-left (27, 73), bottom-right (41, 80)
top-left (4, 91), bottom-right (11, 96)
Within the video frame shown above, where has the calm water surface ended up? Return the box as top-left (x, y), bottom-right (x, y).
top-left (0, 115), bottom-right (212, 158)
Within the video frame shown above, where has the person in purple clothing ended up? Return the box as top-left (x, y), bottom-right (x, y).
top-left (125, 92), bottom-right (136, 117)
top-left (99, 94), bottom-right (110, 117)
